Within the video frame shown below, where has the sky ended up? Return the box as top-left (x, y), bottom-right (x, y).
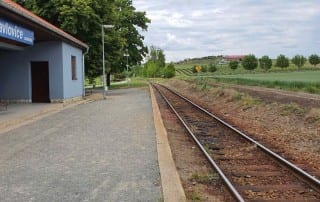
top-left (133, 0), bottom-right (320, 62)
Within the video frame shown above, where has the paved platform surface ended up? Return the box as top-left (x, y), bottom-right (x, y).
top-left (0, 88), bottom-right (162, 201)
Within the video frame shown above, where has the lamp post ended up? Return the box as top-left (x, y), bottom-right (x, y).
top-left (124, 48), bottom-right (129, 85)
top-left (102, 24), bottom-right (114, 99)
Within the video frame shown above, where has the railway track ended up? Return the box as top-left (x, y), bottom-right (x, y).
top-left (152, 83), bottom-right (320, 201)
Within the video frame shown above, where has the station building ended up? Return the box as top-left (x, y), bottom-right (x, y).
top-left (0, 0), bottom-right (88, 103)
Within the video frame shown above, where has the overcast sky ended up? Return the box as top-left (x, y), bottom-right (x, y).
top-left (133, 0), bottom-right (320, 62)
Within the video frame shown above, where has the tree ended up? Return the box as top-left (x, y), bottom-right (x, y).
top-left (142, 46), bottom-right (166, 78)
top-left (291, 55), bottom-right (306, 68)
top-left (259, 55), bottom-right (272, 70)
top-left (163, 63), bottom-right (175, 78)
top-left (229, 61), bottom-right (239, 70)
top-left (275, 54), bottom-right (289, 68)
top-left (242, 54), bottom-right (258, 70)
top-left (14, 0), bottom-right (150, 85)
top-left (148, 46), bottom-right (165, 68)
top-left (308, 54), bottom-right (320, 67)
top-left (144, 61), bottom-right (158, 78)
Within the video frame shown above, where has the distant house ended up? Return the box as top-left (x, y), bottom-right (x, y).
top-left (218, 55), bottom-right (246, 65)
top-left (223, 55), bottom-right (246, 62)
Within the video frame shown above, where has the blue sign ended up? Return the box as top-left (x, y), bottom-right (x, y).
top-left (0, 18), bottom-right (34, 45)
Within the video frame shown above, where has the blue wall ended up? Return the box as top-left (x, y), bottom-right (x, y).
top-left (0, 41), bottom-right (84, 102)
top-left (62, 42), bottom-right (83, 99)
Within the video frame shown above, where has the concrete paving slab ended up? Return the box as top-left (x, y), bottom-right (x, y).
top-left (0, 88), bottom-right (162, 201)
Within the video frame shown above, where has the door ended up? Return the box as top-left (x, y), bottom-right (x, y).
top-left (31, 62), bottom-right (50, 103)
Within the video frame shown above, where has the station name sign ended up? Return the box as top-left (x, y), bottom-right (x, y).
top-left (0, 18), bottom-right (34, 45)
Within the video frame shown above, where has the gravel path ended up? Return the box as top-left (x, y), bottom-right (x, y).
top-left (0, 88), bottom-right (162, 202)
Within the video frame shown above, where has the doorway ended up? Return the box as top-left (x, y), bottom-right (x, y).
top-left (31, 61), bottom-right (50, 103)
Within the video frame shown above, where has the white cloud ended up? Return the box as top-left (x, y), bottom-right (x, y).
top-left (133, 0), bottom-right (320, 62)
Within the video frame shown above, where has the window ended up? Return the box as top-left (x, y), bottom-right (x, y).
top-left (71, 55), bottom-right (77, 80)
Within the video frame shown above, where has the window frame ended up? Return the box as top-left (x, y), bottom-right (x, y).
top-left (71, 55), bottom-right (77, 80)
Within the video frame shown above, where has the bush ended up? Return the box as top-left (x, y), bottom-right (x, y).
top-left (229, 61), bottom-right (239, 70)
top-left (275, 54), bottom-right (289, 68)
top-left (163, 63), bottom-right (176, 78)
top-left (309, 54), bottom-right (320, 67)
top-left (144, 61), bottom-right (159, 77)
top-left (202, 65), bottom-right (208, 72)
top-left (192, 65), bottom-right (198, 73)
top-left (208, 63), bottom-right (217, 72)
top-left (259, 55), bottom-right (272, 70)
top-left (131, 65), bottom-right (143, 77)
top-left (113, 72), bottom-right (126, 81)
top-left (242, 54), bottom-right (258, 70)
top-left (192, 65), bottom-right (203, 73)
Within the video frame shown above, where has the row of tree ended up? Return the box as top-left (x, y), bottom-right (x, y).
top-left (230, 54), bottom-right (320, 70)
top-left (14, 0), bottom-right (151, 85)
top-left (141, 46), bottom-right (175, 78)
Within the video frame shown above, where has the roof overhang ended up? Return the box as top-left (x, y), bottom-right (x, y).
top-left (0, 0), bottom-right (88, 51)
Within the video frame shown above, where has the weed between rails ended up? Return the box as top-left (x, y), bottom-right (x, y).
top-left (280, 103), bottom-right (307, 116)
top-left (190, 173), bottom-right (219, 184)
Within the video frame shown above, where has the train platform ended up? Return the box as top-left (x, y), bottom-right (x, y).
top-left (0, 87), bottom-right (186, 201)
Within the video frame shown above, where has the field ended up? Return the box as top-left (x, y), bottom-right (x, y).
top-left (213, 71), bottom-right (320, 83)
top-left (174, 57), bottom-right (320, 94)
top-left (210, 71), bottom-right (320, 94)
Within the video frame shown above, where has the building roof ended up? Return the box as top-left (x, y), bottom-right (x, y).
top-left (0, 0), bottom-right (88, 50)
top-left (223, 55), bottom-right (246, 60)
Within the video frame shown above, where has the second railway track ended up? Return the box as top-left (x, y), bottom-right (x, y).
top-left (152, 83), bottom-right (320, 201)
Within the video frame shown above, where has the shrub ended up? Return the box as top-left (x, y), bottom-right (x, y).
top-left (259, 55), bottom-right (272, 70)
top-left (208, 63), bottom-right (217, 72)
top-left (192, 65), bottom-right (203, 73)
top-left (291, 55), bottom-right (306, 68)
top-left (229, 61), bottom-right (239, 70)
top-left (113, 72), bottom-right (126, 81)
top-left (202, 65), bottom-right (208, 72)
top-left (192, 65), bottom-right (198, 73)
top-left (163, 63), bottom-right (176, 78)
top-left (242, 54), bottom-right (258, 70)
top-left (144, 61), bottom-right (159, 77)
top-left (309, 54), bottom-right (320, 67)
top-left (275, 54), bottom-right (289, 68)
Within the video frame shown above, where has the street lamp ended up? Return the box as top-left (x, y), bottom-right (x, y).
top-left (123, 48), bottom-right (129, 85)
top-left (102, 24), bottom-right (114, 99)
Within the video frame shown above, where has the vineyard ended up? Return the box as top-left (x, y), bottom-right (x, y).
top-left (175, 68), bottom-right (193, 76)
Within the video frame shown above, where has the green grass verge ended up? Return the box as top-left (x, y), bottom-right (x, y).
top-left (109, 78), bottom-right (148, 89)
top-left (108, 77), bottom-right (166, 90)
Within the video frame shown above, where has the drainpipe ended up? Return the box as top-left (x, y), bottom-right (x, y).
top-left (82, 47), bottom-right (89, 97)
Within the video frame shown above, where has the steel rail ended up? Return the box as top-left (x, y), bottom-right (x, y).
top-left (152, 83), bottom-right (245, 202)
top-left (157, 83), bottom-right (320, 193)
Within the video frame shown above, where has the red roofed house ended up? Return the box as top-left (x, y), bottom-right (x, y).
top-left (223, 55), bottom-right (246, 61)
top-left (219, 55), bottom-right (246, 64)
top-left (0, 0), bottom-right (88, 103)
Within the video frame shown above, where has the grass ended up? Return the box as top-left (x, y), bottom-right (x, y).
top-left (109, 77), bottom-right (149, 89)
top-left (190, 173), bottom-right (217, 184)
top-left (213, 71), bottom-right (320, 82)
top-left (188, 192), bottom-right (202, 201)
top-left (280, 103), bottom-right (307, 116)
top-left (85, 77), bottom-right (166, 90)
top-left (211, 71), bottom-right (320, 94)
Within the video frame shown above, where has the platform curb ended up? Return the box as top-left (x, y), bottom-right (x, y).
top-left (149, 85), bottom-right (187, 202)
